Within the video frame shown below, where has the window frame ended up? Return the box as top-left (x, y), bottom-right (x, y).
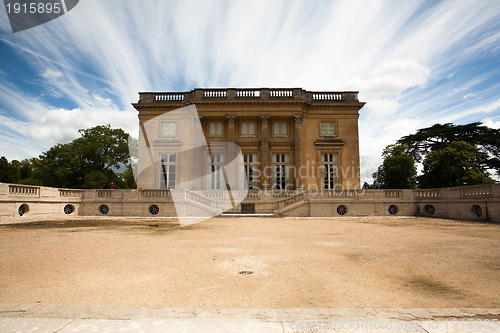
top-left (159, 120), bottom-right (177, 138)
top-left (208, 153), bottom-right (224, 190)
top-left (208, 121), bottom-right (224, 137)
top-left (272, 120), bottom-right (288, 137)
top-left (242, 153), bottom-right (258, 189)
top-left (272, 153), bottom-right (290, 190)
top-left (319, 151), bottom-right (340, 190)
top-left (320, 121), bottom-right (337, 137)
top-left (159, 153), bottom-right (176, 189)
top-left (240, 121), bottom-right (256, 137)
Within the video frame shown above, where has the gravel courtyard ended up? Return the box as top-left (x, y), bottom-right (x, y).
top-left (0, 216), bottom-right (499, 309)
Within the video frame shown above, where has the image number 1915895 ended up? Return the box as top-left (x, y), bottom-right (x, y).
top-left (3, 0), bottom-right (79, 33)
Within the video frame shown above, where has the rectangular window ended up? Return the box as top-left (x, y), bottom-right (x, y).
top-left (273, 121), bottom-right (288, 136)
top-left (242, 153), bottom-right (257, 189)
top-left (208, 122), bottom-right (223, 136)
top-left (320, 121), bottom-right (336, 136)
top-left (321, 153), bottom-right (338, 190)
top-left (209, 153), bottom-right (224, 190)
top-left (272, 153), bottom-right (289, 190)
top-left (160, 121), bottom-right (176, 137)
top-left (160, 153), bottom-right (176, 189)
top-left (240, 122), bottom-right (256, 136)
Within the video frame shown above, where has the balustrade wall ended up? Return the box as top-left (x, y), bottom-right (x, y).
top-left (1, 182), bottom-right (499, 223)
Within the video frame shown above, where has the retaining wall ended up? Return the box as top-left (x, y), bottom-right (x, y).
top-left (1, 183), bottom-right (498, 223)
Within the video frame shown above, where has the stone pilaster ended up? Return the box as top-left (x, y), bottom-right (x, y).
top-left (293, 115), bottom-right (303, 189)
top-left (226, 115), bottom-right (236, 142)
top-left (260, 115), bottom-right (270, 189)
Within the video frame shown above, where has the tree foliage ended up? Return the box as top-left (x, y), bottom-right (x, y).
top-left (0, 157), bottom-right (34, 184)
top-left (374, 144), bottom-right (417, 189)
top-left (397, 122), bottom-right (500, 176)
top-left (74, 125), bottom-right (131, 173)
top-left (1, 125), bottom-right (136, 189)
top-left (419, 141), bottom-right (494, 188)
top-left (375, 122), bottom-right (499, 189)
top-left (0, 156), bottom-right (19, 183)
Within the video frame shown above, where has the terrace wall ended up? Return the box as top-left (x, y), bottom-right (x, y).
top-left (0, 182), bottom-right (498, 223)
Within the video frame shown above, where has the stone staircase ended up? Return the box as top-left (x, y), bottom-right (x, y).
top-left (274, 191), bottom-right (309, 216)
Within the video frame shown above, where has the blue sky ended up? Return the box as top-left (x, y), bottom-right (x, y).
top-left (1, 0), bottom-right (499, 181)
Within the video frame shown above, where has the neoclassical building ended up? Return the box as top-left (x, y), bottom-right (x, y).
top-left (132, 88), bottom-right (365, 192)
top-left (2, 90), bottom-right (498, 221)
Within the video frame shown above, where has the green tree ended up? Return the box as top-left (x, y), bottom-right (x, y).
top-left (82, 169), bottom-right (115, 189)
top-left (33, 143), bottom-right (81, 188)
top-left (120, 166), bottom-right (137, 189)
top-left (18, 159), bottom-right (34, 181)
top-left (0, 157), bottom-right (19, 183)
top-left (374, 144), bottom-right (417, 189)
top-left (398, 122), bottom-right (500, 177)
top-left (30, 125), bottom-right (134, 189)
top-left (419, 141), bottom-right (494, 188)
top-left (73, 125), bottom-right (131, 174)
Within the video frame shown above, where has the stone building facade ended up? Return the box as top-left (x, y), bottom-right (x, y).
top-left (132, 88), bottom-right (365, 192)
top-left (3, 89), bottom-right (499, 222)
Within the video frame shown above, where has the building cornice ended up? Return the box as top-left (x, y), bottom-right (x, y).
top-left (132, 88), bottom-right (365, 110)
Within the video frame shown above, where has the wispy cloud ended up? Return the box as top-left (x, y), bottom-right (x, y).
top-left (348, 60), bottom-right (431, 100)
top-left (0, 0), bottom-right (499, 178)
top-left (40, 69), bottom-right (63, 79)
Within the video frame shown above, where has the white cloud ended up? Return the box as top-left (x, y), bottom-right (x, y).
top-left (0, 80), bottom-right (137, 159)
top-left (463, 93), bottom-right (477, 99)
top-left (0, 80), bottom-right (52, 120)
top-left (27, 107), bottom-right (138, 147)
top-left (445, 99), bottom-right (500, 122)
top-left (359, 116), bottom-right (424, 181)
top-left (482, 99), bottom-right (500, 113)
top-left (363, 99), bottom-right (400, 117)
top-left (482, 119), bottom-right (500, 129)
top-left (0, 115), bottom-right (45, 160)
top-left (41, 69), bottom-right (63, 79)
top-left (389, 1), bottom-right (500, 65)
top-left (348, 60), bottom-right (431, 100)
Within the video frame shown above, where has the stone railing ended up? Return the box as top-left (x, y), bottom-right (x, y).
top-left (326, 190), bottom-right (358, 198)
top-left (59, 189), bottom-right (84, 198)
top-left (8, 184), bottom-right (40, 197)
top-left (280, 191), bottom-right (307, 208)
top-left (415, 189), bottom-right (440, 199)
top-left (269, 89), bottom-right (293, 98)
top-left (2, 182), bottom-right (498, 222)
top-left (203, 89), bottom-right (227, 98)
top-left (233, 190), bottom-right (253, 200)
top-left (200, 189), bottom-right (260, 201)
top-left (154, 93), bottom-right (185, 102)
top-left (245, 190), bottom-right (261, 200)
top-left (201, 190), bottom-right (228, 200)
top-left (384, 190), bottom-right (402, 198)
top-left (140, 189), bottom-right (171, 198)
top-left (461, 185), bottom-right (493, 198)
top-left (96, 190), bottom-right (113, 198)
top-left (186, 190), bottom-right (218, 208)
top-left (272, 190), bottom-right (296, 198)
top-left (236, 89), bottom-right (260, 98)
top-left (137, 89), bottom-right (360, 104)
top-left (312, 92), bottom-right (344, 101)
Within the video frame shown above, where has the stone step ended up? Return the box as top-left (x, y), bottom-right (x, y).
top-left (219, 213), bottom-right (274, 217)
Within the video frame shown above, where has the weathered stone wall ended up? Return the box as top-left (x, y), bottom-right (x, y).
top-left (1, 183), bottom-right (498, 223)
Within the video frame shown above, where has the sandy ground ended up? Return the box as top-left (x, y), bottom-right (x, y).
top-left (0, 216), bottom-right (499, 309)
